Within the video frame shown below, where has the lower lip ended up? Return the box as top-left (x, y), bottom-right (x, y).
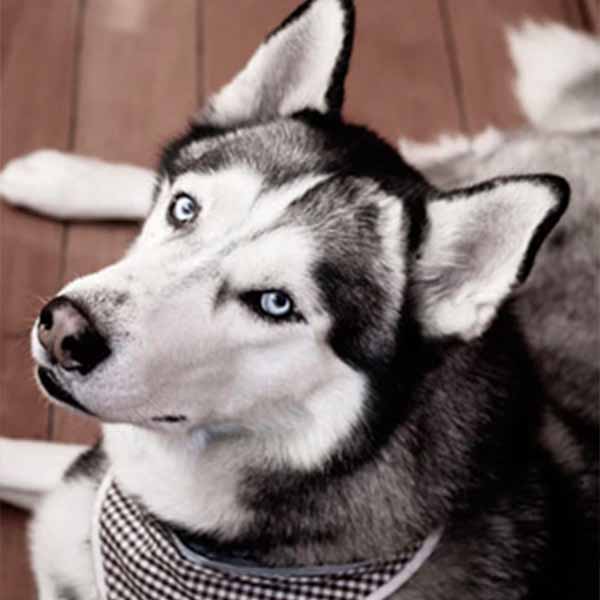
top-left (37, 367), bottom-right (94, 416)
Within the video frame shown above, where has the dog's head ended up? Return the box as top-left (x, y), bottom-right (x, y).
top-left (32, 0), bottom-right (567, 468)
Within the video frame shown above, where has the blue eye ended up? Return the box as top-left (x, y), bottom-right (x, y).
top-left (260, 291), bottom-right (293, 318)
top-left (169, 193), bottom-right (199, 226)
top-left (240, 290), bottom-right (301, 323)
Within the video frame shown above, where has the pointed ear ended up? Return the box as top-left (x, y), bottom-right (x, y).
top-left (200, 0), bottom-right (355, 127)
top-left (415, 175), bottom-right (569, 340)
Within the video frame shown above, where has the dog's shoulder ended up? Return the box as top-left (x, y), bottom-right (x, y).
top-left (64, 439), bottom-right (108, 484)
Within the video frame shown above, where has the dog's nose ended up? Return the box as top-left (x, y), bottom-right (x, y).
top-left (37, 296), bottom-right (110, 374)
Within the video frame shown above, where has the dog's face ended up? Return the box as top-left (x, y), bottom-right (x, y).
top-left (31, 0), bottom-right (567, 466)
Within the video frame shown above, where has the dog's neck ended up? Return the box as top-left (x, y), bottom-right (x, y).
top-left (103, 423), bottom-right (268, 539)
top-left (103, 417), bottom-right (426, 566)
top-left (100, 365), bottom-right (434, 564)
top-left (102, 314), bottom-right (537, 566)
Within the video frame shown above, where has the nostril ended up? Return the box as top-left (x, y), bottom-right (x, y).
top-left (59, 335), bottom-right (83, 370)
top-left (59, 332), bottom-right (111, 372)
top-left (65, 329), bottom-right (111, 375)
top-left (39, 305), bottom-right (54, 331)
top-left (61, 335), bottom-right (78, 353)
top-left (37, 313), bottom-right (54, 354)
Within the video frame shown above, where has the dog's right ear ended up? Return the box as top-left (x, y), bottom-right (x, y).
top-left (199, 0), bottom-right (355, 127)
top-left (414, 175), bottom-right (569, 341)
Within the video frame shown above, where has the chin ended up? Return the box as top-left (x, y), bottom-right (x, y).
top-left (36, 367), bottom-right (96, 416)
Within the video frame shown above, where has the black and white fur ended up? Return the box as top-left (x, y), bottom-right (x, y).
top-left (0, 2), bottom-right (598, 599)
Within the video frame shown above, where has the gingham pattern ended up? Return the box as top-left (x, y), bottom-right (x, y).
top-left (97, 479), bottom-right (424, 600)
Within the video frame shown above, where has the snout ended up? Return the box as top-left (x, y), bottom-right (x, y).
top-left (37, 296), bottom-right (110, 375)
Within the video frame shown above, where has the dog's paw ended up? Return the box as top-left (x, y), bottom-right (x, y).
top-left (1, 150), bottom-right (155, 221)
top-left (0, 149), bottom-right (82, 219)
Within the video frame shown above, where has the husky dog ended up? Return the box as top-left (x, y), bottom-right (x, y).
top-left (0, 1), bottom-right (598, 598)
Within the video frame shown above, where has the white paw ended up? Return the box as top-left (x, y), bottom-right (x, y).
top-left (0, 149), bottom-right (79, 219)
top-left (1, 150), bottom-right (155, 221)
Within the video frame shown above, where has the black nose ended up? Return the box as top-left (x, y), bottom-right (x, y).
top-left (37, 296), bottom-right (110, 375)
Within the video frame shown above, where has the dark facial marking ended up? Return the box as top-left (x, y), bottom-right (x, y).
top-left (55, 583), bottom-right (79, 600)
top-left (213, 280), bottom-right (230, 311)
top-left (151, 415), bottom-right (188, 423)
top-left (64, 442), bottom-right (107, 483)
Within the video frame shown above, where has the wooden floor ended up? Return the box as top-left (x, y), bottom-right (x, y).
top-left (0, 1), bottom-right (597, 598)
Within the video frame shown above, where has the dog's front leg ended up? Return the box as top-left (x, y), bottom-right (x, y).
top-left (0, 150), bottom-right (154, 221)
top-left (0, 438), bottom-right (102, 599)
top-left (32, 477), bottom-right (100, 600)
top-left (30, 446), bottom-right (107, 600)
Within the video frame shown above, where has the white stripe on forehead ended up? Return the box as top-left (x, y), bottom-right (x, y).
top-left (376, 194), bottom-right (407, 315)
top-left (172, 166), bottom-right (263, 231)
top-left (169, 166), bottom-right (329, 246)
top-left (176, 130), bottom-right (242, 167)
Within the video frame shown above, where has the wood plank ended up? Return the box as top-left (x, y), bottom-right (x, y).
top-left (0, 0), bottom-right (79, 337)
top-left (562, 0), bottom-right (586, 28)
top-left (347, 1), bottom-right (462, 141)
top-left (0, 3), bottom-right (81, 598)
top-left (52, 0), bottom-right (199, 444)
top-left (0, 504), bottom-right (34, 600)
top-left (204, 0), bottom-right (461, 142)
top-left (581, 0), bottom-right (600, 32)
top-left (444, 0), bottom-right (591, 133)
top-left (0, 338), bottom-right (48, 440)
top-left (0, 341), bottom-right (47, 600)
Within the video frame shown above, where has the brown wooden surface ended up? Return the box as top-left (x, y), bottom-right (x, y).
top-left (0, 1), bottom-right (594, 597)
top-left (1, 2), bottom-right (80, 598)
top-left (348, 0), bottom-right (463, 141)
top-left (445, 0), bottom-right (592, 133)
top-left (0, 0), bottom-right (79, 338)
top-left (582, 0), bottom-right (600, 32)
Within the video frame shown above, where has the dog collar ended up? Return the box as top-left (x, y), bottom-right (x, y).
top-left (92, 473), bottom-right (442, 600)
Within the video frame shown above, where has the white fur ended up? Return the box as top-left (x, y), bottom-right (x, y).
top-left (0, 438), bottom-right (85, 510)
top-left (376, 192), bottom-right (408, 334)
top-left (102, 366), bottom-right (365, 536)
top-left (0, 150), bottom-right (154, 220)
top-left (417, 180), bottom-right (559, 340)
top-left (31, 477), bottom-right (99, 600)
top-left (145, 166), bottom-right (329, 247)
top-left (399, 134), bottom-right (472, 168)
top-left (469, 127), bottom-right (504, 157)
top-left (203, 0), bottom-right (347, 124)
top-left (508, 22), bottom-right (600, 132)
top-left (25, 166), bottom-right (334, 426)
top-left (399, 127), bottom-right (505, 171)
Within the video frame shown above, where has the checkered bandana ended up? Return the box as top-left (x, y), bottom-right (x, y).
top-left (92, 475), bottom-right (441, 600)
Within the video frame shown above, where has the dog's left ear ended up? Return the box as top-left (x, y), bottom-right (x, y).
top-left (200, 0), bottom-right (355, 126)
top-left (415, 175), bottom-right (569, 341)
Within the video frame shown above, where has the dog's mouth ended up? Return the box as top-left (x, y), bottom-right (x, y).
top-left (37, 367), bottom-right (94, 416)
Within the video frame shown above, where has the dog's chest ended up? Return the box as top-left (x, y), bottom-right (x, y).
top-left (92, 474), bottom-right (439, 600)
